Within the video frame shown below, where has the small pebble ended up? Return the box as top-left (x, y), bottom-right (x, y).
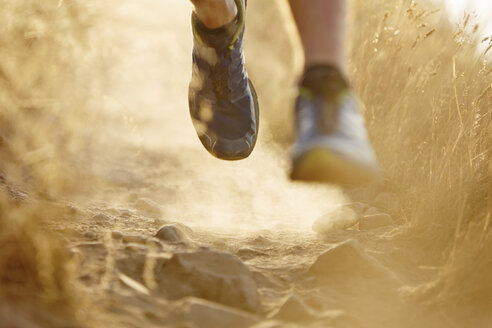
top-left (83, 231), bottom-right (96, 239)
top-left (155, 224), bottom-right (190, 244)
top-left (92, 213), bottom-right (110, 223)
top-left (119, 210), bottom-right (133, 218)
top-left (111, 231), bottom-right (123, 240)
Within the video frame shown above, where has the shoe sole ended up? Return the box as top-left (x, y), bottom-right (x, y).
top-left (290, 147), bottom-right (381, 186)
top-left (248, 79), bottom-right (260, 154)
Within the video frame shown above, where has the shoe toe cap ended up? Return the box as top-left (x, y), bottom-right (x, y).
top-left (199, 133), bottom-right (255, 161)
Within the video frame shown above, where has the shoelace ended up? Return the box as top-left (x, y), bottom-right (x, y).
top-left (212, 50), bottom-right (233, 100)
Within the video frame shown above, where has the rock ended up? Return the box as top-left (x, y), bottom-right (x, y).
top-left (119, 209), bottom-right (134, 218)
top-left (157, 250), bottom-right (260, 312)
top-left (305, 240), bottom-right (397, 283)
top-left (271, 294), bottom-right (317, 322)
top-left (111, 231), bottom-right (123, 240)
top-left (155, 224), bottom-right (191, 244)
top-left (92, 213), bottom-right (111, 224)
top-left (135, 198), bottom-right (162, 217)
top-left (83, 231), bottom-right (97, 239)
top-left (359, 213), bottom-right (394, 230)
top-left (183, 298), bottom-right (259, 328)
top-left (373, 192), bottom-right (397, 210)
top-left (312, 205), bottom-right (360, 233)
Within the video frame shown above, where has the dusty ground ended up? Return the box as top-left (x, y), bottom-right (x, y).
top-left (43, 1), bottom-right (455, 327)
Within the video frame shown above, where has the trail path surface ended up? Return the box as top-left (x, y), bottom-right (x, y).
top-left (55, 1), bottom-right (443, 327)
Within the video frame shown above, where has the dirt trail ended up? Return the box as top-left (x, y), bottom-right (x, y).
top-left (53, 1), bottom-right (445, 327)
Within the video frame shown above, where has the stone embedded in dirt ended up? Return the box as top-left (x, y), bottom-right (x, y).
top-left (305, 240), bottom-right (397, 283)
top-left (182, 297), bottom-right (259, 328)
top-left (111, 231), bottom-right (123, 240)
top-left (359, 213), bottom-right (394, 230)
top-left (92, 213), bottom-right (111, 225)
top-left (271, 294), bottom-right (318, 322)
top-left (83, 231), bottom-right (97, 239)
top-left (155, 224), bottom-right (192, 244)
top-left (312, 205), bottom-right (360, 234)
top-left (156, 249), bottom-right (260, 312)
top-left (119, 209), bottom-right (134, 218)
top-left (135, 197), bottom-right (163, 217)
top-left (373, 192), bottom-right (397, 210)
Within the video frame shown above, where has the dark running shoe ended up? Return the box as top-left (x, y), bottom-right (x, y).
top-left (188, 0), bottom-right (259, 161)
top-left (290, 65), bottom-right (381, 185)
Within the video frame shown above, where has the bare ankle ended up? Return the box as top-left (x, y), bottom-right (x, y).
top-left (192, 0), bottom-right (237, 29)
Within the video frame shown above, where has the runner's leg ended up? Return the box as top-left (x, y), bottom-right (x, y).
top-left (288, 0), bottom-right (347, 73)
top-left (190, 0), bottom-right (237, 29)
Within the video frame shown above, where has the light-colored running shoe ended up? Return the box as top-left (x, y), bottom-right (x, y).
top-left (290, 65), bottom-right (381, 185)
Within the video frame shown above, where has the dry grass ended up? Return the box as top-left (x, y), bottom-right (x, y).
top-left (349, 0), bottom-right (492, 319)
top-left (0, 1), bottom-right (96, 326)
top-left (250, 0), bottom-right (491, 322)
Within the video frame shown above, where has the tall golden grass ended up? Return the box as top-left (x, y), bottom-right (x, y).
top-left (0, 1), bottom-right (96, 326)
top-left (349, 0), bottom-right (492, 320)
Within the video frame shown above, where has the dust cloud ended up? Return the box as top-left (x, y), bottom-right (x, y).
top-left (88, 0), bottom-right (345, 233)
